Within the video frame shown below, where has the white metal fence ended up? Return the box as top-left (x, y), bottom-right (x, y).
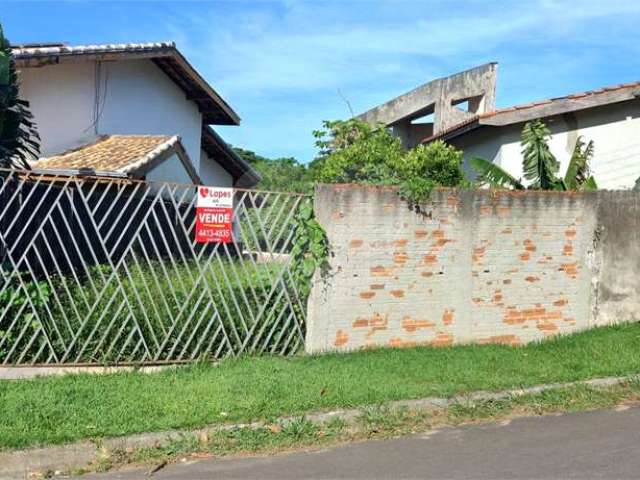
top-left (0, 168), bottom-right (310, 366)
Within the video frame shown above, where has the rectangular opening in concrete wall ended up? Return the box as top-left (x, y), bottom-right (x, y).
top-left (452, 95), bottom-right (484, 114)
top-left (410, 111), bottom-right (435, 125)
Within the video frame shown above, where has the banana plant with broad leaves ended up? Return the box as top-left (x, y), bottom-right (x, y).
top-left (0, 23), bottom-right (40, 170)
top-left (471, 120), bottom-right (597, 191)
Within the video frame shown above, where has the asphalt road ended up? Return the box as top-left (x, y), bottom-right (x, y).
top-left (85, 405), bottom-right (640, 479)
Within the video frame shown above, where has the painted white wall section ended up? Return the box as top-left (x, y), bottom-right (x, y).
top-left (18, 59), bottom-right (203, 171)
top-left (199, 150), bottom-right (233, 187)
top-left (451, 102), bottom-right (640, 190)
top-left (145, 152), bottom-right (193, 185)
top-left (19, 61), bottom-right (97, 157)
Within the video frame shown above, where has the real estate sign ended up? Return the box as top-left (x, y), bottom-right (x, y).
top-left (195, 186), bottom-right (233, 243)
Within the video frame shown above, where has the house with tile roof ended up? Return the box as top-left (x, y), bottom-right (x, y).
top-left (12, 42), bottom-right (259, 187)
top-left (359, 63), bottom-right (640, 189)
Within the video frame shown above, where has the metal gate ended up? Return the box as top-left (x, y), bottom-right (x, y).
top-left (0, 168), bottom-right (310, 365)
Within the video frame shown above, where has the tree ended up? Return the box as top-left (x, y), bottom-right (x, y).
top-left (0, 24), bottom-right (39, 169)
top-left (312, 119), bottom-right (402, 185)
top-left (471, 120), bottom-right (597, 191)
top-left (233, 147), bottom-right (313, 193)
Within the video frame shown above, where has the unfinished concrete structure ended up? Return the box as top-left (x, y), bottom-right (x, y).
top-left (361, 62), bottom-right (640, 189)
top-left (357, 63), bottom-right (497, 148)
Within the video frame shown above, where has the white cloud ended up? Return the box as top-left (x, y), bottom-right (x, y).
top-left (162, 0), bottom-right (640, 160)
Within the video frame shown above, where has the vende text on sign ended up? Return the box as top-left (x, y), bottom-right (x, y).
top-left (195, 186), bottom-right (233, 243)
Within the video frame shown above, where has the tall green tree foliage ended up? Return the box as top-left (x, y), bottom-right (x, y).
top-left (233, 147), bottom-right (313, 193)
top-left (471, 120), bottom-right (597, 191)
top-left (0, 24), bottom-right (39, 169)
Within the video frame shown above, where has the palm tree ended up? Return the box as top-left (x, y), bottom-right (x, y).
top-left (0, 23), bottom-right (39, 169)
top-left (471, 120), bottom-right (597, 191)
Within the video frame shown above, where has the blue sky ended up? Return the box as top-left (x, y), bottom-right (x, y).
top-left (4, 0), bottom-right (640, 162)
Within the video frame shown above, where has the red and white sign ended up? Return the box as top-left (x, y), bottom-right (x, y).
top-left (195, 186), bottom-right (234, 243)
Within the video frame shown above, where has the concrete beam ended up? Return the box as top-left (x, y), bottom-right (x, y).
top-left (357, 63), bottom-right (498, 145)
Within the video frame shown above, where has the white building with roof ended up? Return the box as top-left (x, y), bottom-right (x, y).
top-left (12, 42), bottom-right (259, 188)
top-left (359, 64), bottom-right (640, 190)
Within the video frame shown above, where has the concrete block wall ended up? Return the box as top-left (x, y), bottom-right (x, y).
top-left (305, 185), bottom-right (636, 353)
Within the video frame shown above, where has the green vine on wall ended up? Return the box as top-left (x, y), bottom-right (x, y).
top-left (290, 201), bottom-right (329, 301)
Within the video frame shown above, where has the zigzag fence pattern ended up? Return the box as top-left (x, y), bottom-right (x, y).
top-left (0, 169), bottom-right (309, 365)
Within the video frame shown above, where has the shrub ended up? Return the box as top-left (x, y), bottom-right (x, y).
top-left (312, 119), bottom-right (466, 204)
top-left (312, 119), bottom-right (402, 185)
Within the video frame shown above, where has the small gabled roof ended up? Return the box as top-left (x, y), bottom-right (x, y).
top-left (12, 41), bottom-right (240, 126)
top-left (422, 80), bottom-right (640, 144)
top-left (35, 134), bottom-right (201, 183)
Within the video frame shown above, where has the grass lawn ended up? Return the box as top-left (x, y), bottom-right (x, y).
top-left (1, 322), bottom-right (640, 450)
top-left (99, 381), bottom-right (640, 475)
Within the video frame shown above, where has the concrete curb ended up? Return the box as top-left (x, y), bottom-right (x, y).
top-left (2, 374), bottom-right (638, 479)
top-left (0, 365), bottom-right (172, 381)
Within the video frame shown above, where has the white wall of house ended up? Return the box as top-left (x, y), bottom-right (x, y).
top-left (18, 59), bottom-right (203, 172)
top-left (146, 152), bottom-right (193, 186)
top-left (199, 149), bottom-right (233, 187)
top-left (450, 101), bottom-right (640, 190)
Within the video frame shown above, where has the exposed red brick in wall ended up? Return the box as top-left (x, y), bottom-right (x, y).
top-left (431, 332), bottom-right (454, 347)
top-left (560, 262), bottom-right (579, 278)
top-left (388, 337), bottom-right (417, 348)
top-left (479, 334), bottom-right (521, 346)
top-left (503, 306), bottom-right (565, 329)
top-left (307, 187), bottom-right (595, 354)
top-left (371, 265), bottom-right (394, 277)
top-left (393, 252), bottom-right (409, 265)
top-left (365, 313), bottom-right (389, 338)
top-left (402, 316), bottom-right (436, 332)
top-left (352, 318), bottom-right (369, 328)
top-left (334, 330), bottom-right (349, 347)
top-left (421, 254), bottom-right (438, 266)
top-left (442, 309), bottom-right (454, 325)
top-left (472, 246), bottom-right (486, 264)
top-left (492, 290), bottom-right (503, 304)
